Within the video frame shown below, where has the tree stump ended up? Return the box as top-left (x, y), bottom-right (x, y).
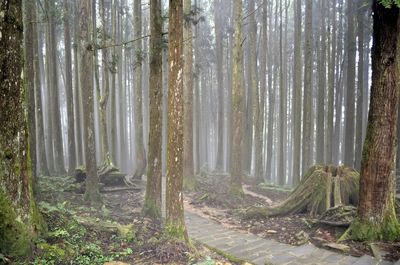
top-left (243, 165), bottom-right (360, 218)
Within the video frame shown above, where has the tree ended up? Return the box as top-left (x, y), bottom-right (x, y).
top-left (346, 0), bottom-right (400, 241)
top-left (133, 0), bottom-right (147, 179)
top-left (64, 0), bottom-right (77, 175)
top-left (165, 0), bottom-right (188, 240)
top-left (79, 0), bottom-right (100, 204)
top-left (292, 0), bottom-right (302, 185)
top-left (344, 0), bottom-right (356, 168)
top-left (1, 0), bottom-right (44, 256)
top-left (143, 0), bottom-right (163, 219)
top-left (302, 0), bottom-right (313, 174)
top-left (230, 0), bottom-right (244, 196)
top-left (215, 0), bottom-right (224, 172)
top-left (45, 0), bottom-right (66, 175)
top-left (183, 0), bottom-right (195, 189)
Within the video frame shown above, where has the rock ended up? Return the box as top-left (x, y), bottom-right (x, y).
top-left (266, 230), bottom-right (277, 234)
top-left (295, 230), bottom-right (310, 245)
top-left (323, 242), bottom-right (350, 252)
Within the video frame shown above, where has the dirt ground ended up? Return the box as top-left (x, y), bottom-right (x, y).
top-left (18, 176), bottom-right (234, 265)
top-left (184, 174), bottom-right (400, 262)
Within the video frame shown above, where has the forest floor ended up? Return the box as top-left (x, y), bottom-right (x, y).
top-left (13, 175), bottom-right (234, 265)
top-left (184, 174), bottom-right (400, 262)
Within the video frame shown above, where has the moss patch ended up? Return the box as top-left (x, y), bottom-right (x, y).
top-left (342, 217), bottom-right (400, 241)
top-left (0, 190), bottom-right (31, 257)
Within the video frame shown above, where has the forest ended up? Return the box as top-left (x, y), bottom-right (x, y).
top-left (1, 0), bottom-right (400, 264)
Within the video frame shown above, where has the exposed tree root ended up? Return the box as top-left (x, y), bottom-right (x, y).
top-left (242, 165), bottom-right (360, 219)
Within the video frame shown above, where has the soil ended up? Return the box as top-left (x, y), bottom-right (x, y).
top-left (184, 174), bottom-right (400, 262)
top-left (16, 176), bottom-right (236, 265)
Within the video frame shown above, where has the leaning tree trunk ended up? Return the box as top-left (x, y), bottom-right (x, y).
top-left (244, 165), bottom-right (359, 218)
top-left (1, 0), bottom-right (45, 257)
top-left (347, 2), bottom-right (400, 241)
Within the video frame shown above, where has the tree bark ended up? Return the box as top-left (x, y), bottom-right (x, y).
top-left (1, 0), bottom-right (44, 256)
top-left (349, 1), bottom-right (400, 241)
top-left (165, 0), bottom-right (188, 240)
top-left (79, 0), bottom-right (101, 205)
top-left (143, 0), bottom-right (163, 220)
top-left (230, 0), bottom-right (244, 196)
top-left (64, 0), bottom-right (77, 175)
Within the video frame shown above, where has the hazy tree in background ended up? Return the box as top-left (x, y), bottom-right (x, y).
top-left (45, 0), bottom-right (65, 175)
top-left (1, 0), bottom-right (44, 255)
top-left (348, 1), bottom-right (400, 241)
top-left (79, 0), bottom-right (100, 204)
top-left (292, 0), bottom-right (302, 184)
top-left (165, 0), bottom-right (188, 240)
top-left (344, 0), bottom-right (356, 168)
top-left (230, 0), bottom-right (244, 196)
top-left (98, 0), bottom-right (112, 165)
top-left (316, 0), bottom-right (326, 163)
top-left (64, 0), bottom-right (77, 175)
top-left (33, 0), bottom-right (49, 177)
top-left (302, 0), bottom-right (312, 175)
top-left (214, 0), bottom-right (224, 172)
top-left (134, 0), bottom-right (147, 179)
top-left (183, 0), bottom-right (195, 189)
top-left (143, 0), bottom-right (163, 219)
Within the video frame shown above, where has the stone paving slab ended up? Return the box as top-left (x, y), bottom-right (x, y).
top-left (184, 210), bottom-right (394, 265)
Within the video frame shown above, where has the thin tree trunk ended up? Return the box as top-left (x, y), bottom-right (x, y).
top-left (230, 0), bottom-right (244, 195)
top-left (64, 0), bottom-right (77, 175)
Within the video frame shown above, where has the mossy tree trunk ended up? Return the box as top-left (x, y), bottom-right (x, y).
top-left (79, 0), bottom-right (101, 205)
top-left (143, 0), bottom-right (163, 220)
top-left (0, 0), bottom-right (45, 256)
top-left (165, 0), bottom-right (188, 241)
top-left (347, 2), bottom-right (400, 241)
top-left (230, 0), bottom-right (244, 196)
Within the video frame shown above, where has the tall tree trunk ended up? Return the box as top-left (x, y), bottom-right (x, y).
top-left (349, 2), bottom-right (400, 241)
top-left (292, 0), bottom-right (302, 185)
top-left (110, 0), bottom-right (118, 164)
top-left (23, 0), bottom-right (37, 183)
top-left (33, 0), bottom-right (49, 177)
top-left (230, 0), bottom-right (244, 195)
top-left (344, 0), bottom-right (356, 168)
top-left (166, 0), bottom-right (188, 240)
top-left (326, 0), bottom-right (336, 164)
top-left (256, 0), bottom-right (268, 184)
top-left (183, 0), bottom-right (195, 189)
top-left (64, 0), bottom-right (77, 175)
top-left (144, 0), bottom-right (163, 219)
top-left (1, 0), bottom-right (44, 256)
top-left (355, 0), bottom-right (366, 170)
top-left (278, 0), bottom-right (287, 186)
top-left (99, 0), bottom-right (111, 164)
top-left (79, 0), bottom-right (100, 204)
top-left (302, 0), bottom-right (313, 174)
top-left (134, 0), bottom-right (146, 179)
top-left (215, 0), bottom-right (224, 171)
top-left (46, 0), bottom-right (66, 175)
top-left (74, 0), bottom-right (84, 166)
top-left (316, 0), bottom-right (326, 163)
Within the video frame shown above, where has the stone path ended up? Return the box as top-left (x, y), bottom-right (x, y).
top-left (184, 210), bottom-right (395, 265)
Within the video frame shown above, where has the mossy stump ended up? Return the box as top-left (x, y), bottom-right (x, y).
top-left (244, 165), bottom-right (360, 218)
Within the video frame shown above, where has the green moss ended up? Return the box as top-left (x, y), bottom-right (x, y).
top-left (229, 184), bottom-right (244, 198)
top-left (195, 241), bottom-right (248, 264)
top-left (183, 176), bottom-right (198, 191)
top-left (143, 199), bottom-right (161, 220)
top-left (344, 216), bottom-right (400, 241)
top-left (0, 190), bottom-right (31, 257)
top-left (164, 223), bottom-right (187, 241)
